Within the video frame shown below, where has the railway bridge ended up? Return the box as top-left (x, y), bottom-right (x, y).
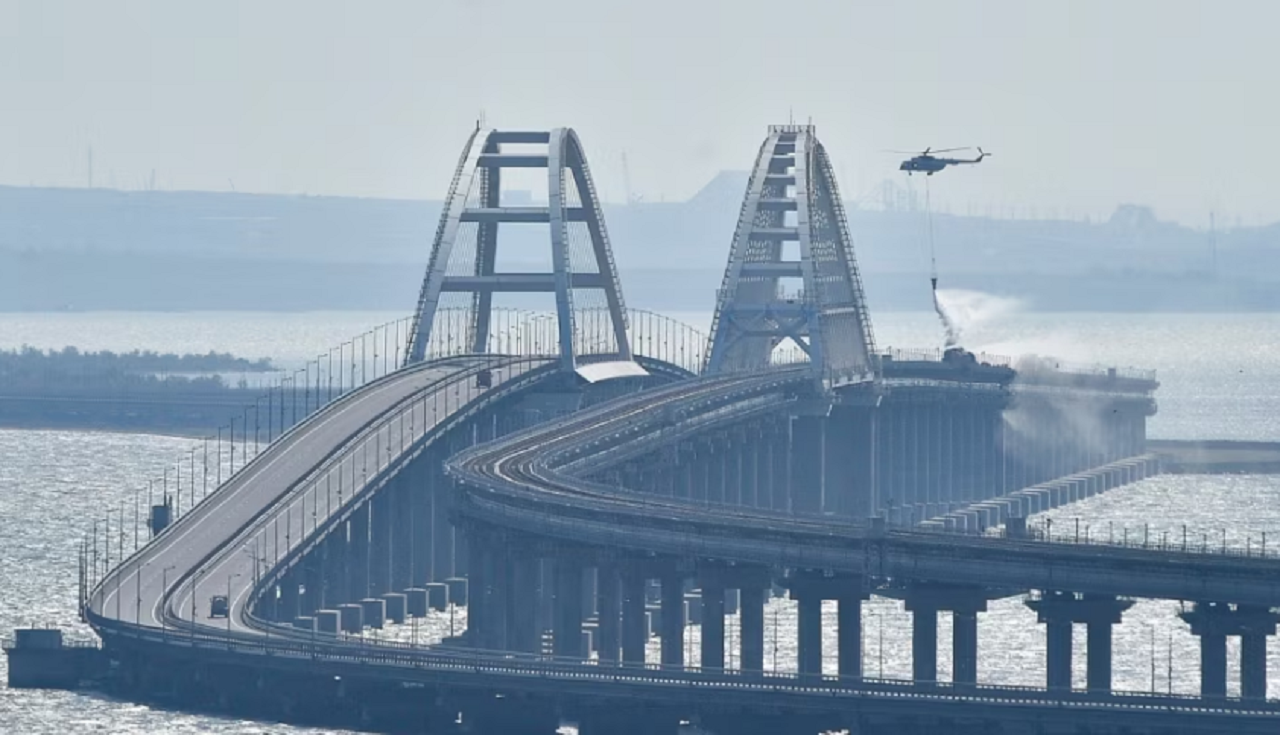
top-left (73, 125), bottom-right (1280, 735)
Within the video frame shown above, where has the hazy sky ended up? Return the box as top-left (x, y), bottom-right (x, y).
top-left (3, 0), bottom-right (1277, 225)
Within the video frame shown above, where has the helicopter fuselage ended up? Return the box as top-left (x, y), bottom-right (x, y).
top-left (899, 151), bottom-right (987, 175)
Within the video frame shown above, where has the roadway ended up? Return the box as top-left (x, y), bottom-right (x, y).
top-left (90, 355), bottom-right (551, 638)
top-left (84, 357), bottom-right (1280, 729)
top-left (450, 368), bottom-right (1280, 607)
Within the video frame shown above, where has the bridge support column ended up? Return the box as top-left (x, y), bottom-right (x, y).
top-left (390, 475), bottom-right (413, 592)
top-left (1181, 602), bottom-right (1280, 700)
top-left (1242, 632), bottom-right (1268, 701)
top-left (508, 555), bottom-right (540, 653)
top-left (369, 491), bottom-right (392, 597)
top-left (788, 573), bottom-right (865, 680)
top-left (347, 503), bottom-right (371, 603)
top-left (903, 585), bottom-right (990, 685)
top-left (596, 564), bottom-right (621, 663)
top-left (466, 533), bottom-right (493, 648)
top-left (276, 573), bottom-right (300, 622)
top-left (770, 428), bottom-right (788, 512)
top-left (621, 568), bottom-right (648, 665)
top-left (837, 591), bottom-right (863, 680)
top-left (952, 609), bottom-right (978, 687)
top-left (1028, 591), bottom-right (1132, 694)
top-left (790, 416), bottom-right (824, 514)
top-left (300, 551), bottom-right (323, 616)
top-left (824, 408), bottom-right (876, 518)
top-left (822, 412), bottom-right (854, 515)
top-left (321, 532), bottom-right (344, 606)
top-left (723, 439), bottom-right (741, 506)
top-left (1046, 619), bottom-right (1072, 692)
top-left (700, 580), bottom-right (726, 671)
top-left (659, 570), bottom-right (685, 668)
top-left (909, 604), bottom-right (938, 684)
top-left (554, 558), bottom-right (585, 658)
top-left (740, 585), bottom-right (765, 675)
top-left (675, 458), bottom-right (694, 500)
top-left (408, 457), bottom-right (432, 588)
top-left (430, 471), bottom-right (455, 581)
top-left (796, 591), bottom-right (822, 678)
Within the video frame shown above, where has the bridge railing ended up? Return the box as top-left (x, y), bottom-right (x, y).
top-left (912, 512), bottom-right (1280, 563)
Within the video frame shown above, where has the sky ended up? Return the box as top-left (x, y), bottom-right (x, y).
top-left (2, 0), bottom-right (1277, 226)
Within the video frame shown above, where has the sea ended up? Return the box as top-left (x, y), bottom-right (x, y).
top-left (1, 306), bottom-right (1279, 733)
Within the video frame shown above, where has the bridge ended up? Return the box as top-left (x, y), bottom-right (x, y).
top-left (69, 125), bottom-right (1280, 735)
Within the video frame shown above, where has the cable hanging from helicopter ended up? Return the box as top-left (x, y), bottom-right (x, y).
top-left (887, 146), bottom-right (991, 347)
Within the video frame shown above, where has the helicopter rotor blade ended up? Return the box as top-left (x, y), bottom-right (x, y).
top-left (930, 147), bottom-right (971, 154)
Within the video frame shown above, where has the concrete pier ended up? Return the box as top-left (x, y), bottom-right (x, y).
top-left (1180, 602), bottom-right (1280, 699)
top-left (1026, 592), bottom-right (1132, 693)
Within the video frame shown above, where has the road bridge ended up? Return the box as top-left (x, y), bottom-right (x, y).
top-left (67, 125), bottom-right (1278, 735)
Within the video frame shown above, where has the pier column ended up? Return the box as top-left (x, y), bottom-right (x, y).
top-left (466, 533), bottom-right (492, 647)
top-left (723, 438), bottom-right (741, 506)
top-left (700, 580), bottom-right (726, 671)
top-left (953, 609), bottom-right (979, 686)
top-left (347, 503), bottom-right (371, 602)
top-left (390, 476), bottom-right (414, 591)
top-left (904, 585), bottom-right (988, 686)
top-left (1028, 592), bottom-right (1132, 694)
top-left (1181, 602), bottom-right (1280, 700)
top-left (739, 585), bottom-right (765, 674)
top-left (837, 591), bottom-right (863, 680)
top-left (822, 412), bottom-right (854, 515)
top-left (1242, 632), bottom-right (1268, 701)
top-left (660, 570), bottom-right (685, 668)
top-left (277, 573), bottom-right (300, 621)
top-left (430, 475), bottom-right (455, 581)
top-left (508, 555), bottom-right (540, 653)
top-left (408, 458), bottom-right (432, 587)
top-left (796, 590), bottom-right (823, 678)
top-left (321, 532), bottom-right (344, 607)
top-left (909, 604), bottom-right (938, 683)
top-left (789, 416), bottom-right (824, 514)
top-left (1045, 619), bottom-right (1073, 692)
top-left (753, 429), bottom-right (771, 508)
top-left (299, 552), bottom-right (323, 616)
top-left (369, 491), bottom-right (392, 597)
top-left (742, 428), bottom-right (760, 506)
top-left (620, 568), bottom-right (648, 665)
top-left (596, 564), bottom-right (621, 663)
top-left (553, 558), bottom-right (585, 658)
top-left (676, 450), bottom-right (694, 500)
top-left (770, 430), bottom-right (789, 512)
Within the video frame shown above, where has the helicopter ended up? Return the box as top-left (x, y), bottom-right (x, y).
top-left (896, 147), bottom-right (990, 176)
